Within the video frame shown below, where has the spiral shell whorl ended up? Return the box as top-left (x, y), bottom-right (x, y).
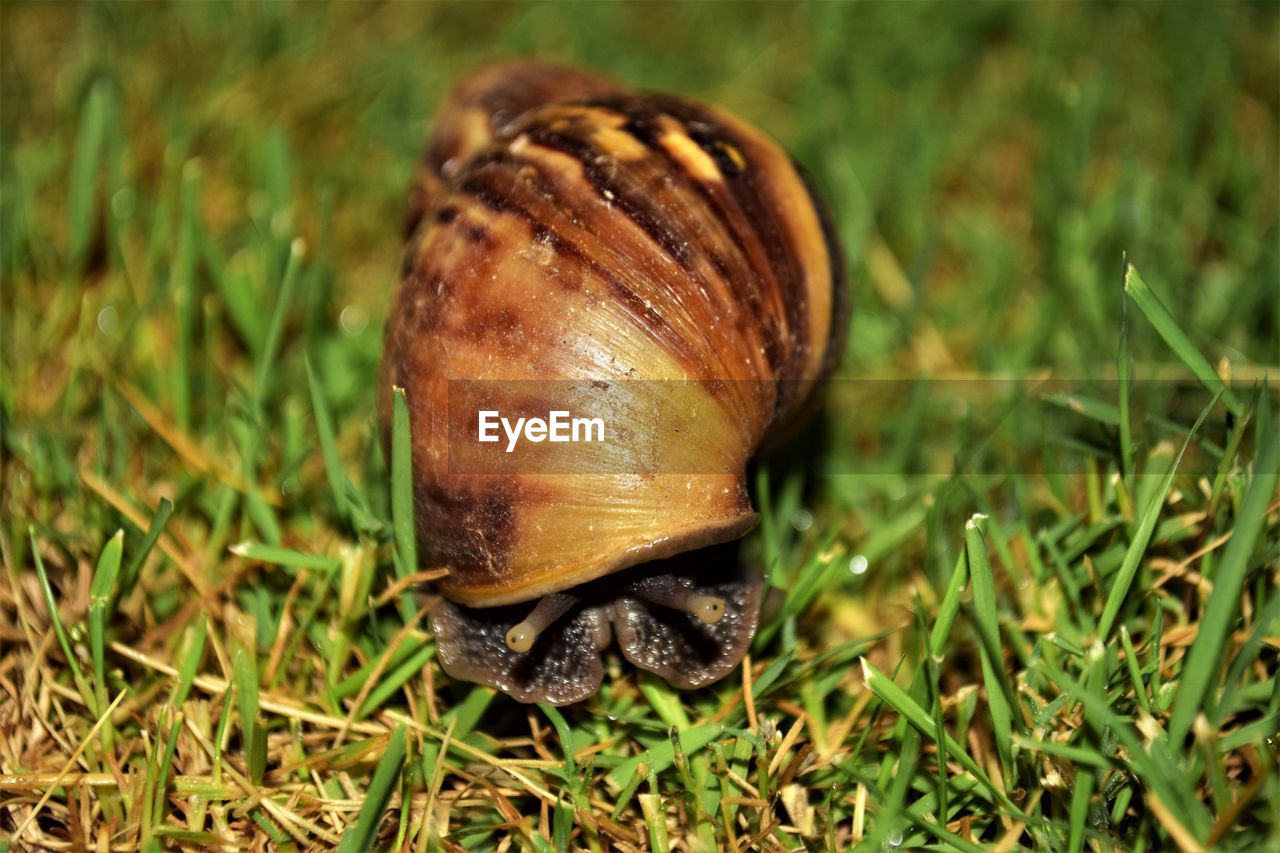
top-left (382, 63), bottom-right (843, 607)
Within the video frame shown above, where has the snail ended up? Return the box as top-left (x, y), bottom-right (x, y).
top-left (381, 61), bottom-right (847, 705)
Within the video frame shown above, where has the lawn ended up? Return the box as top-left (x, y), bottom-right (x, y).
top-left (2, 1), bottom-right (1278, 850)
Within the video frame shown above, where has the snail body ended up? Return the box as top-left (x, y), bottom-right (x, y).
top-left (381, 62), bottom-right (847, 704)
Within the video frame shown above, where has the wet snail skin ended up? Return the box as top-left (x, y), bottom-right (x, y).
top-left (381, 62), bottom-right (847, 705)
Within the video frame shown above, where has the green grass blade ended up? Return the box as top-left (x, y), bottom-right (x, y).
top-left (249, 810), bottom-right (289, 846)
top-left (229, 540), bottom-right (338, 573)
top-left (1011, 735), bottom-right (1114, 769)
top-left (1043, 660), bottom-right (1211, 839)
top-left (930, 550), bottom-right (969, 655)
top-left (390, 385), bottom-right (418, 621)
top-left (172, 616), bottom-right (207, 706)
top-left (1119, 626), bottom-right (1152, 715)
top-left (1218, 712), bottom-right (1280, 752)
top-left (1207, 395), bottom-right (1254, 520)
top-left (172, 162), bottom-right (201, 432)
top-left (1168, 409), bottom-right (1280, 744)
top-left (252, 238), bottom-right (305, 413)
top-left (355, 643), bottom-right (436, 719)
top-left (1043, 391), bottom-right (1121, 425)
top-left (1117, 266), bottom-right (1134, 479)
top-left (88, 529), bottom-right (124, 751)
top-left (638, 673), bottom-right (692, 731)
top-left (861, 657), bottom-right (1024, 817)
top-left (1067, 766), bottom-right (1095, 853)
top-left (605, 724), bottom-right (723, 794)
top-left (233, 645), bottom-right (265, 785)
top-left (121, 497), bottom-right (174, 593)
top-left (208, 245), bottom-right (267, 355)
top-left (538, 704), bottom-right (578, 775)
top-left (639, 787), bottom-right (670, 852)
top-left (438, 686), bottom-right (495, 740)
top-left (1123, 264), bottom-right (1243, 416)
top-left (919, 601), bottom-right (949, 822)
top-left (391, 385), bottom-right (416, 570)
top-left (305, 353), bottom-right (352, 523)
top-left (152, 711), bottom-right (183, 830)
top-left (1219, 579), bottom-right (1280, 713)
top-left (754, 467), bottom-right (781, 583)
top-left (964, 515), bottom-right (1018, 774)
top-left (754, 530), bottom-right (842, 649)
top-left (29, 527), bottom-right (92, 704)
top-left (338, 726), bottom-right (407, 853)
top-left (875, 658), bottom-right (925, 848)
top-left (67, 82), bottom-right (107, 269)
top-left (333, 635), bottom-right (429, 699)
top-left (901, 811), bottom-right (986, 853)
top-left (1096, 395), bottom-right (1215, 640)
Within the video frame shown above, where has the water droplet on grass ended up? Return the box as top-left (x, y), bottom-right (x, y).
top-left (340, 304), bottom-right (368, 334)
top-left (97, 305), bottom-right (118, 335)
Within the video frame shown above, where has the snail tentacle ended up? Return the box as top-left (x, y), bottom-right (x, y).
top-left (629, 578), bottom-right (727, 625)
top-left (430, 595), bottom-right (609, 705)
top-left (505, 592), bottom-right (580, 652)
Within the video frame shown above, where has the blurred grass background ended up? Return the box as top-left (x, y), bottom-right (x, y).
top-left (2, 1), bottom-right (1278, 850)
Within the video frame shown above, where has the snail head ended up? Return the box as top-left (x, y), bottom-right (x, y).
top-left (428, 545), bottom-right (761, 705)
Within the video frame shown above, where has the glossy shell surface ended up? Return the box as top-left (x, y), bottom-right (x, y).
top-left (382, 63), bottom-right (843, 607)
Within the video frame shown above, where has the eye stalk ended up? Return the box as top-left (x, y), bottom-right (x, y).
top-left (630, 580), bottom-right (727, 625)
top-left (505, 592), bottom-right (579, 653)
top-left (687, 593), bottom-right (727, 625)
top-left (504, 624), bottom-right (536, 654)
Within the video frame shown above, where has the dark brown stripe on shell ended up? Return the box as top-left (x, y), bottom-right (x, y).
top-left (517, 116), bottom-right (785, 393)
top-left (399, 247), bottom-right (417, 280)
top-left (588, 94), bottom-right (816, 412)
top-left (660, 99), bottom-right (814, 417)
top-left (453, 156), bottom-right (709, 378)
top-left (419, 477), bottom-right (518, 584)
top-left (520, 108), bottom-right (784, 382)
top-left (521, 124), bottom-right (696, 268)
top-left (451, 151), bottom-right (769, 426)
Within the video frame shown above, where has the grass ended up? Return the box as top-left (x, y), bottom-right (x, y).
top-left (2, 1), bottom-right (1278, 850)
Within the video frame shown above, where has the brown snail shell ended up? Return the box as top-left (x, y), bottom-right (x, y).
top-left (381, 62), bottom-right (847, 704)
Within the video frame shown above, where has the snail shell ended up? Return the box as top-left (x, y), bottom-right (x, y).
top-left (381, 62), bottom-right (847, 704)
